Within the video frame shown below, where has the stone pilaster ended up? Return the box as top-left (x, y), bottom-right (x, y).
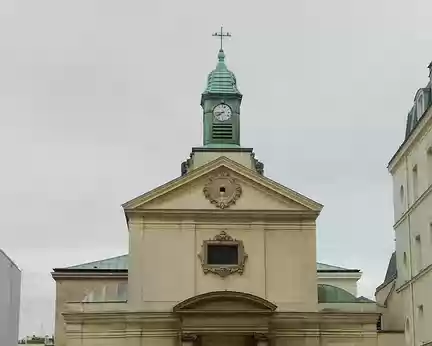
top-left (127, 216), bottom-right (144, 306)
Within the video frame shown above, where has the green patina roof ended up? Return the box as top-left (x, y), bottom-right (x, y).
top-left (61, 255), bottom-right (358, 273)
top-left (65, 255), bottom-right (128, 270)
top-left (316, 262), bottom-right (359, 272)
top-left (318, 284), bottom-right (373, 303)
top-left (203, 49), bottom-right (241, 95)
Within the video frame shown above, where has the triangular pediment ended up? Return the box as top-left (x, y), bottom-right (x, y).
top-left (122, 156), bottom-right (322, 214)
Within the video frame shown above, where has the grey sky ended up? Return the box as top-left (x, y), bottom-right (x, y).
top-left (1, 0), bottom-right (431, 338)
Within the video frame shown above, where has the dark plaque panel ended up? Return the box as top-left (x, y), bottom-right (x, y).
top-left (207, 244), bottom-right (239, 265)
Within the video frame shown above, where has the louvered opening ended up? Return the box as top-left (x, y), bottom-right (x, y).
top-left (212, 123), bottom-right (233, 140)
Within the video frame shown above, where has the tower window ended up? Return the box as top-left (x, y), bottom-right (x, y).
top-left (212, 123), bottom-right (233, 140)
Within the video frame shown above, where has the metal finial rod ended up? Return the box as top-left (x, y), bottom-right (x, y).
top-left (212, 26), bottom-right (231, 51)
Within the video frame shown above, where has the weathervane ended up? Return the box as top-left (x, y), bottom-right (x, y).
top-left (212, 26), bottom-right (231, 51)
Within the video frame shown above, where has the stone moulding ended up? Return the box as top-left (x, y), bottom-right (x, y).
top-left (173, 290), bottom-right (277, 312)
top-left (198, 230), bottom-right (248, 277)
top-left (203, 171), bottom-right (242, 209)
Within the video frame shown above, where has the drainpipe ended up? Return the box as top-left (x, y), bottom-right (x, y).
top-left (405, 156), bottom-right (416, 346)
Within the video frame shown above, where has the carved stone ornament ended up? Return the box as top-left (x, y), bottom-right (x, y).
top-left (198, 230), bottom-right (248, 277)
top-left (254, 333), bottom-right (269, 341)
top-left (203, 171), bottom-right (242, 209)
top-left (181, 333), bottom-right (198, 342)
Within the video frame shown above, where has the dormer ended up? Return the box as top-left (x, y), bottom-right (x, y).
top-left (405, 85), bottom-right (432, 140)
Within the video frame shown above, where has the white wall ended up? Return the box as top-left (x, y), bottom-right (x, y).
top-left (390, 105), bottom-right (432, 346)
top-left (0, 250), bottom-right (21, 346)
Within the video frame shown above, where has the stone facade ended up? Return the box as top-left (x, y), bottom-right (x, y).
top-left (52, 45), bottom-right (404, 346)
top-left (384, 63), bottom-right (432, 346)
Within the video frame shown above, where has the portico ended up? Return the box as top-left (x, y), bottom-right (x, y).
top-left (175, 291), bottom-right (275, 346)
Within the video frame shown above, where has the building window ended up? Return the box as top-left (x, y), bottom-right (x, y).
top-left (417, 94), bottom-right (424, 118)
top-left (415, 234), bottom-right (422, 274)
top-left (430, 222), bottom-right (432, 244)
top-left (117, 282), bottom-right (128, 300)
top-left (418, 304), bottom-right (424, 317)
top-left (207, 244), bottom-right (239, 265)
top-left (412, 165), bottom-right (419, 201)
top-left (427, 147), bottom-right (432, 186)
top-left (405, 318), bottom-right (411, 345)
top-left (198, 230), bottom-right (248, 277)
top-left (400, 185), bottom-right (405, 206)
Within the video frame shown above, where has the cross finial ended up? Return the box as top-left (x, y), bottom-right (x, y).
top-left (212, 26), bottom-right (231, 51)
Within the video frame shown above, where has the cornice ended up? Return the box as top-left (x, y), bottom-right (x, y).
top-left (375, 276), bottom-right (396, 295)
top-left (317, 272), bottom-right (362, 279)
top-left (272, 311), bottom-right (380, 324)
top-left (52, 271), bottom-right (127, 280)
top-left (396, 263), bottom-right (432, 292)
top-left (63, 311), bottom-right (177, 324)
top-left (192, 147), bottom-right (254, 153)
top-left (125, 209), bottom-right (320, 222)
top-left (394, 183), bottom-right (432, 228)
top-left (66, 330), bottom-right (179, 339)
top-left (271, 330), bottom-right (378, 338)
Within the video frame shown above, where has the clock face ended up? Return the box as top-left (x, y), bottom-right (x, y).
top-left (213, 104), bottom-right (232, 121)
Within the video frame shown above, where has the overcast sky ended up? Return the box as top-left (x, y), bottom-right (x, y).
top-left (1, 0), bottom-right (431, 338)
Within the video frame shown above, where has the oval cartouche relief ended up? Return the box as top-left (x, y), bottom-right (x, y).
top-left (203, 171), bottom-right (242, 209)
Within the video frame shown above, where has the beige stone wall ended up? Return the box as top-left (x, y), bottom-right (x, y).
top-left (377, 332), bottom-right (405, 346)
top-left (139, 174), bottom-right (307, 211)
top-left (61, 309), bottom-right (399, 346)
top-left (390, 107), bottom-right (432, 346)
top-left (375, 281), bottom-right (404, 331)
top-left (128, 218), bottom-right (317, 312)
top-left (54, 277), bottom-right (127, 346)
top-left (127, 168), bottom-right (318, 312)
top-left (398, 271), bottom-right (432, 346)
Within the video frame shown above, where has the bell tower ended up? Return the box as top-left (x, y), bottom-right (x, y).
top-left (180, 28), bottom-right (264, 176)
top-left (201, 27), bottom-right (242, 147)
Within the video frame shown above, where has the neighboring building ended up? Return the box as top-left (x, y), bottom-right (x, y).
top-left (52, 32), bottom-right (403, 346)
top-left (0, 249), bottom-right (21, 346)
top-left (384, 62), bottom-right (432, 346)
top-left (19, 335), bottom-right (55, 345)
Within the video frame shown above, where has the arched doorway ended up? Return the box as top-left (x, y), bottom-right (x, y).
top-left (173, 291), bottom-right (277, 346)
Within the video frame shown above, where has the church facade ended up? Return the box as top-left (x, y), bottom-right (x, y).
top-left (52, 41), bottom-right (403, 346)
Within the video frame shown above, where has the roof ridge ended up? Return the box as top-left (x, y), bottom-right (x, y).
top-left (59, 255), bottom-right (358, 273)
top-left (316, 262), bottom-right (357, 271)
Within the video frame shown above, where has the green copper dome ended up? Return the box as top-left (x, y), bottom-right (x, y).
top-left (203, 49), bottom-right (241, 95)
